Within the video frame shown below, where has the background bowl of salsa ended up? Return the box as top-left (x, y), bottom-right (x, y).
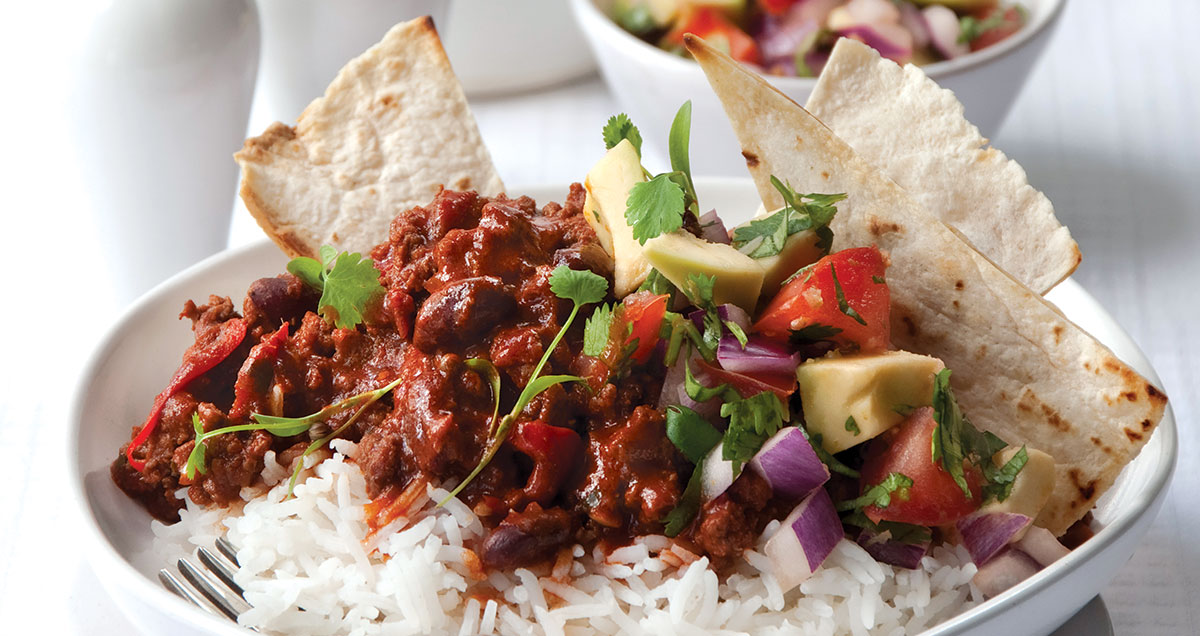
top-left (569, 0), bottom-right (1066, 175)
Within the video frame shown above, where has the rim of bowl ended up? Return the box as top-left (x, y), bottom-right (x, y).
top-left (68, 177), bottom-right (1173, 635)
top-left (571, 0), bottom-right (1068, 84)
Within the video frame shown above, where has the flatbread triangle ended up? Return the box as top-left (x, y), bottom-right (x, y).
top-left (235, 17), bottom-right (505, 259)
top-left (683, 34), bottom-right (1167, 536)
top-left (805, 38), bottom-right (1079, 295)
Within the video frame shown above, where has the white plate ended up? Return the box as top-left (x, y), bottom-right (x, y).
top-left (68, 178), bottom-right (1176, 636)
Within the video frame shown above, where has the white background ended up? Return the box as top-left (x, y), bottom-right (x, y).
top-left (0, 0), bottom-right (1196, 633)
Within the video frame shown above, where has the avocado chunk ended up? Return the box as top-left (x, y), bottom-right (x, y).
top-left (643, 230), bottom-right (765, 312)
top-left (583, 138), bottom-right (650, 297)
top-left (983, 446), bottom-right (1056, 534)
top-left (796, 351), bottom-right (945, 453)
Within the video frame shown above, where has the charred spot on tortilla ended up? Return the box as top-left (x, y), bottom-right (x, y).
top-left (1124, 427), bottom-right (1144, 442)
top-left (867, 217), bottom-right (902, 237)
top-left (741, 150), bottom-right (759, 167)
top-left (1068, 469), bottom-right (1097, 504)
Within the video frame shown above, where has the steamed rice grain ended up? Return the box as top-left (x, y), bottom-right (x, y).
top-left (153, 443), bottom-right (981, 635)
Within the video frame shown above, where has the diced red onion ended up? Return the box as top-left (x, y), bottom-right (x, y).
top-left (1014, 526), bottom-right (1070, 567)
top-left (923, 5), bottom-right (968, 59)
top-left (750, 427), bottom-right (829, 500)
top-left (718, 334), bottom-right (804, 376)
top-left (835, 22), bottom-right (913, 61)
top-left (697, 210), bottom-right (732, 245)
top-left (897, 1), bottom-right (930, 49)
top-left (757, 15), bottom-right (820, 68)
top-left (764, 488), bottom-right (843, 591)
top-left (971, 547), bottom-right (1040, 598)
top-left (700, 442), bottom-right (734, 502)
top-left (658, 347), bottom-right (724, 423)
top-left (856, 529), bottom-right (929, 569)
top-left (956, 511), bottom-right (1032, 566)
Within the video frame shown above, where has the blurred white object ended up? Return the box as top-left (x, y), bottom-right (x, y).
top-left (444, 0), bottom-right (596, 97)
top-left (255, 0), bottom-right (448, 123)
top-left (570, 0), bottom-right (1066, 175)
top-left (71, 0), bottom-right (260, 302)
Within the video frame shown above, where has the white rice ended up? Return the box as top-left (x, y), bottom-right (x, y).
top-left (152, 441), bottom-right (983, 635)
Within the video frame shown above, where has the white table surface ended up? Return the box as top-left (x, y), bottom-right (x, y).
top-left (0, 0), bottom-right (1197, 633)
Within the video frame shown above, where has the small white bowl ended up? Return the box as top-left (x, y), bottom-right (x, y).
top-left (570, 0), bottom-right (1066, 175)
top-left (69, 178), bottom-right (1174, 635)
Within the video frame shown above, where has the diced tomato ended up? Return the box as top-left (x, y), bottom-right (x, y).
top-left (694, 358), bottom-right (796, 403)
top-left (757, 0), bottom-right (799, 16)
top-left (859, 407), bottom-right (982, 527)
top-left (665, 7), bottom-right (762, 65)
top-left (753, 246), bottom-right (891, 353)
top-left (509, 420), bottom-right (583, 506)
top-left (968, 6), bottom-right (1025, 52)
top-left (623, 291), bottom-right (669, 363)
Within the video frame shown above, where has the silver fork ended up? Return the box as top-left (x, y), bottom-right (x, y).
top-left (159, 536), bottom-right (254, 627)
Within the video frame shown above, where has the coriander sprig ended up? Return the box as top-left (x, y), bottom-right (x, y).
top-left (440, 266), bottom-right (607, 504)
top-left (184, 377), bottom-right (404, 497)
top-left (732, 177), bottom-right (844, 258)
top-left (287, 245), bottom-right (385, 329)
top-left (930, 369), bottom-right (1010, 499)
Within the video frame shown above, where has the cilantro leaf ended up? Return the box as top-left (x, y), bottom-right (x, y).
top-left (625, 173), bottom-right (686, 244)
top-left (872, 275), bottom-right (886, 284)
top-left (845, 416), bottom-right (860, 436)
top-left (549, 267), bottom-right (608, 305)
top-left (930, 369), bottom-right (1008, 499)
top-left (789, 323), bottom-right (843, 345)
top-left (983, 446), bottom-right (1029, 502)
top-left (836, 472), bottom-right (913, 512)
top-left (664, 467), bottom-right (703, 536)
top-left (612, 0), bottom-right (655, 35)
top-left (602, 113), bottom-right (642, 155)
top-left (735, 177), bottom-right (844, 258)
top-left (639, 268), bottom-right (678, 297)
top-left (287, 247), bottom-right (384, 330)
top-left (583, 303), bottom-right (614, 357)
top-left (830, 264), bottom-right (867, 326)
top-left (724, 319), bottom-right (749, 347)
top-left (666, 405), bottom-right (723, 464)
top-left (720, 391), bottom-right (788, 476)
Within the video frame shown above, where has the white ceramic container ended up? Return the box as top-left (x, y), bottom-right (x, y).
top-left (71, 0), bottom-right (260, 302)
top-left (70, 178), bottom-right (1174, 636)
top-left (570, 0), bottom-right (1066, 175)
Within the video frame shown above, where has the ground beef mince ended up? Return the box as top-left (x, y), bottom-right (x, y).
top-left (111, 187), bottom-right (776, 571)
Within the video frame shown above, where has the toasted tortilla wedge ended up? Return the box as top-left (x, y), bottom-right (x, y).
top-left (805, 39), bottom-right (1078, 295)
top-left (684, 34), bottom-right (1167, 535)
top-left (235, 17), bottom-right (504, 259)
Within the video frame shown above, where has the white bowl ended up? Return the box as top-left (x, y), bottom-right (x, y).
top-left (570, 0), bottom-right (1067, 175)
top-left (69, 178), bottom-right (1173, 636)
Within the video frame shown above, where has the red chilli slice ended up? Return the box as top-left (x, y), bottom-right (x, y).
top-left (125, 317), bottom-right (248, 471)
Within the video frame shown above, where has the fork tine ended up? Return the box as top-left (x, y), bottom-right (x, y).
top-left (159, 568), bottom-right (214, 609)
top-left (216, 536), bottom-right (240, 566)
top-left (177, 557), bottom-right (243, 621)
top-left (198, 546), bottom-right (246, 599)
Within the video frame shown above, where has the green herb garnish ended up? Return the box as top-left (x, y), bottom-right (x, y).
top-left (831, 263), bottom-right (867, 326)
top-left (582, 303), bottom-right (614, 357)
top-left (625, 174), bottom-right (686, 244)
top-left (836, 472), bottom-right (913, 512)
top-left (664, 467), bottom-right (703, 537)
top-left (732, 177), bottom-right (844, 258)
top-left (983, 446), bottom-right (1029, 502)
top-left (287, 245), bottom-right (385, 330)
top-left (930, 369), bottom-right (1008, 498)
top-left (789, 323), bottom-right (843, 345)
top-left (798, 425), bottom-right (860, 478)
top-left (842, 511), bottom-right (932, 545)
top-left (666, 405), bottom-right (723, 464)
top-left (845, 415), bottom-right (860, 436)
top-left (667, 101), bottom-right (698, 216)
top-left (720, 391), bottom-right (788, 476)
top-left (441, 266), bottom-right (606, 504)
top-left (684, 360), bottom-right (739, 404)
top-left (602, 113), bottom-right (642, 155)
